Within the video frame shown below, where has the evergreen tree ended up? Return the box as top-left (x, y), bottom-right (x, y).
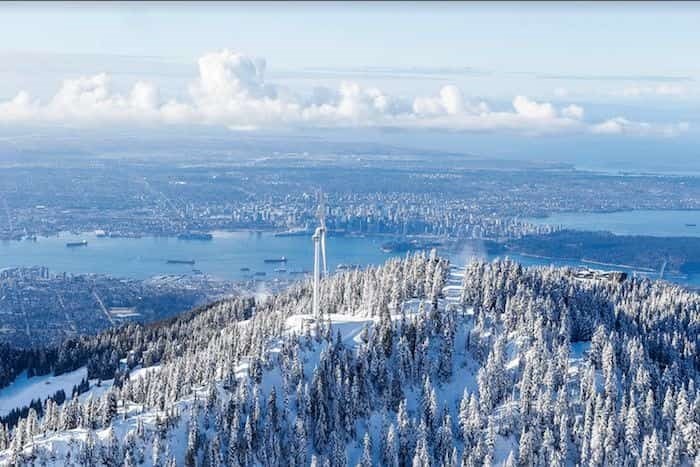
top-left (357, 432), bottom-right (373, 467)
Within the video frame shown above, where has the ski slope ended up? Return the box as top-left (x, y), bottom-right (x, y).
top-left (0, 367), bottom-right (87, 417)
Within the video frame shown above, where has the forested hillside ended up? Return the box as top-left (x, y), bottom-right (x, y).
top-left (0, 253), bottom-right (698, 466)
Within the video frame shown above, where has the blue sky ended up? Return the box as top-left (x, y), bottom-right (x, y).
top-left (0, 1), bottom-right (698, 151)
top-left (3, 1), bottom-right (699, 73)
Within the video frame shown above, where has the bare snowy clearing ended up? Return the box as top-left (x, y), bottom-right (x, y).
top-left (0, 368), bottom-right (87, 418)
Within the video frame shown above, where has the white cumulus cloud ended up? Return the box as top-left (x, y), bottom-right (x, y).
top-left (562, 104), bottom-right (584, 120)
top-left (512, 96), bottom-right (556, 120)
top-left (591, 117), bottom-right (689, 137)
top-left (0, 49), bottom-right (689, 137)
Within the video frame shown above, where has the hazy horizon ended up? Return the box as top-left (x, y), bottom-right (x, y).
top-left (1, 1), bottom-right (698, 171)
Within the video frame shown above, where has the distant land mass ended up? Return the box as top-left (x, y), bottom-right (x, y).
top-left (494, 230), bottom-right (700, 274)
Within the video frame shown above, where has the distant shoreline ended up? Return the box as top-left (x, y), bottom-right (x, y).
top-left (514, 251), bottom-right (658, 273)
top-left (1, 228), bottom-right (449, 244)
top-left (502, 229), bottom-right (700, 278)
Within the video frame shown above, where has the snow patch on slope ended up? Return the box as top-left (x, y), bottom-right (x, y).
top-left (0, 367), bottom-right (87, 417)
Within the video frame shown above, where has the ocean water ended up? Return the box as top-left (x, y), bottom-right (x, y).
top-left (0, 231), bottom-right (401, 281)
top-left (2, 225), bottom-right (699, 288)
top-left (527, 209), bottom-right (700, 237)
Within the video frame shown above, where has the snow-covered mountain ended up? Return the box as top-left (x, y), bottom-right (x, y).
top-left (1, 253), bottom-right (698, 466)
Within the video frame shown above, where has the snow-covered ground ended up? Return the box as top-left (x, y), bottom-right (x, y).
top-left (286, 313), bottom-right (374, 347)
top-left (0, 367), bottom-right (87, 417)
top-left (0, 362), bottom-right (164, 420)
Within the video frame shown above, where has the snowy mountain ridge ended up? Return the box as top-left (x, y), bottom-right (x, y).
top-left (1, 254), bottom-right (698, 466)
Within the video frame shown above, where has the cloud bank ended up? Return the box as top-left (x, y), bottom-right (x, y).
top-left (0, 49), bottom-right (689, 137)
top-left (591, 118), bottom-right (689, 137)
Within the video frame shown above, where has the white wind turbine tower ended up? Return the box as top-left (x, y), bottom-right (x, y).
top-left (312, 191), bottom-right (327, 320)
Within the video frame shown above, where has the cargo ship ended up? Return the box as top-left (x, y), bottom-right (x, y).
top-left (66, 240), bottom-right (88, 247)
top-left (264, 256), bottom-right (288, 263)
top-left (274, 228), bottom-right (311, 237)
top-left (177, 232), bottom-right (213, 241)
top-left (275, 228), bottom-right (347, 238)
top-left (166, 259), bottom-right (195, 265)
